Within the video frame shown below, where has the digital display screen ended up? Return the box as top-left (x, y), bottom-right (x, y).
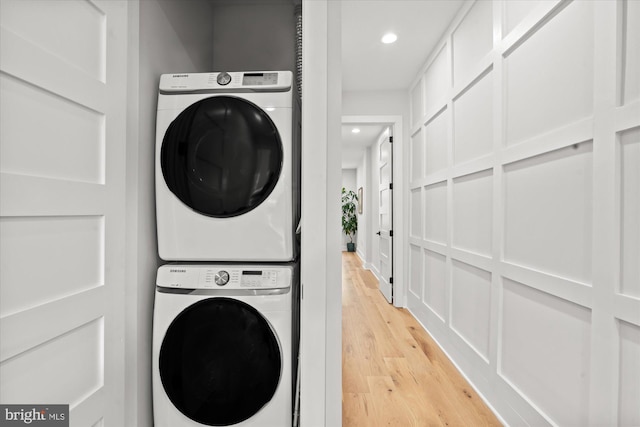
top-left (242, 270), bottom-right (262, 276)
top-left (242, 72), bottom-right (278, 86)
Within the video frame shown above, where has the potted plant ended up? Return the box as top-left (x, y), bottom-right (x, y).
top-left (341, 187), bottom-right (358, 252)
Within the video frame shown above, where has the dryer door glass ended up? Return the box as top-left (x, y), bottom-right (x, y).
top-left (159, 298), bottom-right (282, 426)
top-left (161, 96), bottom-right (283, 217)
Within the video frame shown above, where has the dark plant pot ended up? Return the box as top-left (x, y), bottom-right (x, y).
top-left (347, 242), bottom-right (356, 252)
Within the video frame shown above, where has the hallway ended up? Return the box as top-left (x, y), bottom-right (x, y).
top-left (341, 252), bottom-right (501, 426)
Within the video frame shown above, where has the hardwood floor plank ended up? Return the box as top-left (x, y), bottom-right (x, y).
top-left (342, 252), bottom-right (502, 427)
top-left (406, 325), bottom-right (499, 426)
top-left (343, 393), bottom-right (374, 426)
top-left (367, 376), bottom-right (417, 427)
top-left (383, 357), bottom-right (445, 426)
top-left (349, 298), bottom-right (389, 377)
top-left (343, 306), bottom-right (371, 393)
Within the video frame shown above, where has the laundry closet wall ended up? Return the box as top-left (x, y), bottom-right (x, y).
top-left (406, 1), bottom-right (640, 425)
top-left (210, 0), bottom-right (296, 72)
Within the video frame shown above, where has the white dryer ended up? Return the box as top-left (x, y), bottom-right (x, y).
top-left (152, 264), bottom-right (293, 427)
top-left (156, 71), bottom-right (299, 261)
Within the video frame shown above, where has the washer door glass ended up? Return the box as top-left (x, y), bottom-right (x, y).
top-left (159, 298), bottom-right (282, 426)
top-left (161, 96), bottom-right (283, 217)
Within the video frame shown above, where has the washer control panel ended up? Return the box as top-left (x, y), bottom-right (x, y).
top-left (157, 265), bottom-right (291, 290)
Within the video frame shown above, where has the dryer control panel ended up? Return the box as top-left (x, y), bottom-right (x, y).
top-left (159, 71), bottom-right (292, 93)
top-left (156, 264), bottom-right (292, 290)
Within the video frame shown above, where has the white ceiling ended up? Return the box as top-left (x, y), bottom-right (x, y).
top-left (342, 124), bottom-right (388, 169)
top-left (341, 0), bottom-right (465, 92)
top-left (340, 0), bottom-right (465, 169)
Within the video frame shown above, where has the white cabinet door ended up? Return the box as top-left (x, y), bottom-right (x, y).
top-left (0, 1), bottom-right (128, 425)
top-left (378, 132), bottom-right (393, 303)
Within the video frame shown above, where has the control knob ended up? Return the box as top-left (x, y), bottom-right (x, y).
top-left (216, 72), bottom-right (231, 86)
top-left (214, 270), bottom-right (230, 286)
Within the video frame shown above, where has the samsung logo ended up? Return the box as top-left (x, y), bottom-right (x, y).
top-left (170, 269), bottom-right (187, 273)
top-left (172, 74), bottom-right (188, 77)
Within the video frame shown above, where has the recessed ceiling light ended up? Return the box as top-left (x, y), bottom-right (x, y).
top-left (352, 128), bottom-right (361, 134)
top-left (381, 33), bottom-right (398, 44)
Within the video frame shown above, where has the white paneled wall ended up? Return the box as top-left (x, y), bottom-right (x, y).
top-left (622, 0), bottom-right (640, 104)
top-left (0, 1), bottom-right (128, 425)
top-left (453, 71), bottom-right (493, 165)
top-left (618, 319), bottom-right (640, 426)
top-left (407, 1), bottom-right (640, 425)
top-left (452, 169), bottom-right (492, 256)
top-left (620, 127), bottom-right (640, 298)
top-left (422, 249), bottom-right (446, 320)
top-left (424, 110), bottom-right (448, 176)
top-left (501, 279), bottom-right (592, 426)
top-left (423, 182), bottom-right (446, 245)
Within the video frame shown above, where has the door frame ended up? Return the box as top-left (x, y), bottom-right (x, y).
top-left (342, 115), bottom-right (405, 308)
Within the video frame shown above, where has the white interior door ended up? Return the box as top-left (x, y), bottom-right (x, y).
top-left (0, 1), bottom-right (128, 425)
top-left (378, 130), bottom-right (393, 303)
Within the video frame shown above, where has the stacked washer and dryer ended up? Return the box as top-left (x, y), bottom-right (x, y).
top-left (152, 71), bottom-right (301, 427)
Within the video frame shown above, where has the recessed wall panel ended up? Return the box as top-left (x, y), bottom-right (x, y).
top-left (380, 238), bottom-right (391, 281)
top-left (0, 0), bottom-right (105, 81)
top-left (505, 1), bottom-right (594, 145)
top-left (424, 181), bottom-right (447, 244)
top-left (380, 188), bottom-right (391, 230)
top-left (380, 163), bottom-right (391, 189)
top-left (504, 1), bottom-right (543, 37)
top-left (423, 249), bottom-right (447, 319)
top-left (0, 216), bottom-right (104, 317)
top-left (452, 0), bottom-right (493, 86)
top-left (409, 244), bottom-right (422, 298)
top-left (411, 129), bottom-right (423, 182)
top-left (619, 320), bottom-right (640, 426)
top-left (501, 279), bottom-right (591, 426)
top-left (411, 79), bottom-right (424, 127)
top-left (504, 142), bottom-right (593, 283)
top-left (451, 261), bottom-right (491, 359)
top-left (380, 136), bottom-right (391, 164)
top-left (410, 188), bottom-right (422, 239)
top-left (453, 169), bottom-right (492, 256)
top-left (453, 71), bottom-right (493, 164)
top-left (424, 46), bottom-right (449, 115)
top-left (0, 73), bottom-right (105, 184)
top-left (424, 109), bottom-right (448, 175)
top-left (621, 128), bottom-right (640, 297)
top-left (0, 318), bottom-right (104, 405)
top-left (622, 0), bottom-right (640, 104)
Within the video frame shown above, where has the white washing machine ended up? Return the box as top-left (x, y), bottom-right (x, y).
top-left (155, 71), bottom-right (299, 262)
top-left (152, 264), bottom-right (293, 427)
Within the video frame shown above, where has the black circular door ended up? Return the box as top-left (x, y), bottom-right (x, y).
top-left (159, 298), bottom-right (282, 426)
top-left (161, 96), bottom-right (283, 217)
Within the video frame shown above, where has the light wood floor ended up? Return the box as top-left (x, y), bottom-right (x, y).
top-left (342, 252), bottom-right (502, 427)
